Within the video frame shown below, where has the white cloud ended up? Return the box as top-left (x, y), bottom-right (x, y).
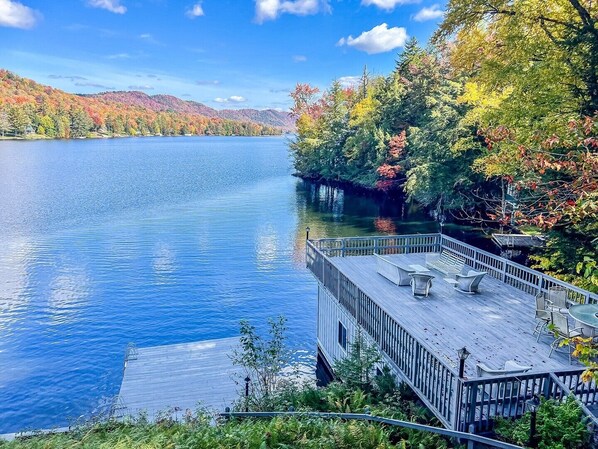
top-left (196, 79), bottom-right (220, 85)
top-left (186, 2), bottom-right (204, 18)
top-left (128, 85), bottom-right (154, 90)
top-left (214, 96), bottom-right (247, 103)
top-left (292, 55), bottom-right (307, 62)
top-left (0, 0), bottom-right (41, 29)
top-left (337, 23), bottom-right (408, 54)
top-left (88, 0), bottom-right (126, 14)
top-left (413, 4), bottom-right (443, 21)
top-left (106, 52), bottom-right (130, 59)
top-left (361, 0), bottom-right (419, 11)
top-left (338, 76), bottom-right (361, 88)
top-left (255, 0), bottom-right (330, 24)
top-left (139, 33), bottom-right (162, 45)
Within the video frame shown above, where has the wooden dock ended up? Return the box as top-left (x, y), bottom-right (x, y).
top-left (307, 233), bottom-right (598, 432)
top-left (492, 233), bottom-right (545, 249)
top-left (115, 337), bottom-right (241, 420)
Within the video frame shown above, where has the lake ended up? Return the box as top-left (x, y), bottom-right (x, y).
top-left (0, 136), bottom-right (480, 434)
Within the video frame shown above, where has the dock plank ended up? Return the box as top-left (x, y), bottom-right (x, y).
top-left (117, 337), bottom-right (241, 419)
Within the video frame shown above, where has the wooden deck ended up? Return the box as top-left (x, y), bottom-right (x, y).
top-left (307, 234), bottom-right (598, 431)
top-left (331, 253), bottom-right (573, 375)
top-left (115, 337), bottom-right (241, 419)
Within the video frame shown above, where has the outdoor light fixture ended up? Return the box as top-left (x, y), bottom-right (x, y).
top-left (526, 396), bottom-right (540, 448)
top-left (244, 376), bottom-right (251, 412)
top-left (306, 226), bottom-right (310, 240)
top-left (457, 346), bottom-right (470, 378)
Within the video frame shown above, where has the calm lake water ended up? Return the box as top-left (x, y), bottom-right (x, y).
top-left (0, 136), bottom-right (483, 433)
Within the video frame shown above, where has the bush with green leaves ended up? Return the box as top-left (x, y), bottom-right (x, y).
top-left (494, 396), bottom-right (591, 449)
top-left (229, 316), bottom-right (297, 411)
top-left (0, 415), bottom-right (399, 449)
top-left (227, 319), bottom-right (452, 448)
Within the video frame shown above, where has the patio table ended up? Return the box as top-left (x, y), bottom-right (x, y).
top-left (569, 304), bottom-right (598, 337)
top-left (409, 264), bottom-right (430, 273)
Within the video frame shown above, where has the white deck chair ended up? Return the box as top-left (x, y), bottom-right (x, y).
top-left (454, 270), bottom-right (487, 293)
top-left (549, 311), bottom-right (583, 364)
top-left (533, 294), bottom-right (552, 342)
top-left (409, 273), bottom-right (434, 297)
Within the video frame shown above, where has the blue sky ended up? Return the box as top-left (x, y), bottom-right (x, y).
top-left (0, 0), bottom-right (445, 110)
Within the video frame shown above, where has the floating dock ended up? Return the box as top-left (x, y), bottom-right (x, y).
top-left (492, 233), bottom-right (545, 249)
top-left (115, 337), bottom-right (241, 420)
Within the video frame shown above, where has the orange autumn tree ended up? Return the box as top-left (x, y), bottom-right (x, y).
top-left (376, 132), bottom-right (406, 192)
top-left (474, 115), bottom-right (598, 291)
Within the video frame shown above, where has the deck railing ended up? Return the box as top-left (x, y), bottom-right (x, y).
top-left (307, 237), bottom-right (459, 428)
top-left (309, 233), bottom-right (597, 304)
top-left (306, 233), bottom-right (598, 431)
top-left (458, 368), bottom-right (598, 432)
top-left (439, 235), bottom-right (597, 304)
top-left (311, 233), bottom-right (441, 258)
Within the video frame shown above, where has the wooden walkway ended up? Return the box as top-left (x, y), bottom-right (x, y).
top-left (492, 234), bottom-right (545, 249)
top-left (115, 337), bottom-right (241, 420)
top-left (332, 254), bottom-right (575, 376)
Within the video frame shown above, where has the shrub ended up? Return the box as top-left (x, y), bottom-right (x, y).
top-left (494, 396), bottom-right (591, 449)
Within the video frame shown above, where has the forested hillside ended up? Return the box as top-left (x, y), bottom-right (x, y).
top-left (88, 91), bottom-right (295, 130)
top-left (0, 70), bottom-right (284, 138)
top-left (290, 0), bottom-right (598, 291)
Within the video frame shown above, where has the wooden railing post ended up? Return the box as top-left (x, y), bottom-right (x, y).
top-left (536, 273), bottom-right (544, 295)
top-left (413, 342), bottom-right (421, 385)
top-left (454, 377), bottom-right (464, 431)
top-left (543, 373), bottom-right (553, 399)
top-left (380, 312), bottom-right (386, 351)
top-left (467, 424), bottom-right (476, 449)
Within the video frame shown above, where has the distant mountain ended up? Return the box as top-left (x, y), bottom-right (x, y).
top-left (88, 91), bottom-right (295, 130)
top-left (0, 70), bottom-right (294, 139)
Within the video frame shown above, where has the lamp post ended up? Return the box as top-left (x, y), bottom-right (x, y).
top-left (526, 396), bottom-right (540, 448)
top-left (457, 347), bottom-right (470, 378)
top-left (306, 226), bottom-right (310, 241)
top-left (244, 376), bottom-right (251, 412)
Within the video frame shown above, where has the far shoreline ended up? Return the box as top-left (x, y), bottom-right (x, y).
top-left (0, 132), bottom-right (293, 142)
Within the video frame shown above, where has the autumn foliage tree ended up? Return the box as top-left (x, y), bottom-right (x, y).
top-left (290, 7), bottom-right (597, 290)
top-left (0, 70), bottom-right (282, 139)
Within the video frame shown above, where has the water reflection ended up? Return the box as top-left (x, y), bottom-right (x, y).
top-left (0, 237), bottom-right (35, 324)
top-left (292, 179), bottom-right (495, 258)
top-left (291, 180), bottom-right (441, 264)
top-left (255, 225), bottom-right (278, 272)
top-left (48, 265), bottom-right (91, 324)
top-left (152, 242), bottom-right (176, 282)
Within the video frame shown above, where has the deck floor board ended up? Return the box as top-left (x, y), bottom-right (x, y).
top-left (331, 254), bottom-right (576, 375)
top-left (117, 337), bottom-right (241, 419)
